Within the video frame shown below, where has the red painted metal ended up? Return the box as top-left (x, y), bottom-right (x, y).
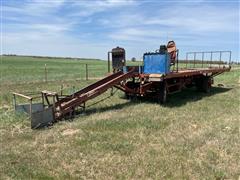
top-left (54, 67), bottom-right (136, 119)
top-left (12, 44), bottom-right (232, 129)
top-left (17, 66), bottom-right (231, 129)
top-left (120, 66), bottom-right (231, 98)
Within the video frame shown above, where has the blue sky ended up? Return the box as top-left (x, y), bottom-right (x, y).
top-left (1, 0), bottom-right (239, 61)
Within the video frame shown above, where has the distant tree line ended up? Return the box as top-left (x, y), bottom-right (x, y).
top-left (2, 54), bottom-right (17, 56)
top-left (1, 54), bottom-right (101, 61)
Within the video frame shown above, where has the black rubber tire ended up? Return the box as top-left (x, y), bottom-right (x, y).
top-left (126, 81), bottom-right (138, 89)
top-left (124, 81), bottom-right (134, 100)
top-left (158, 82), bottom-right (167, 104)
top-left (202, 77), bottom-right (211, 93)
top-left (125, 93), bottom-right (130, 99)
top-left (196, 77), bottom-right (211, 93)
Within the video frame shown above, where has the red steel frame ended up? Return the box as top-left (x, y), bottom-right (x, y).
top-left (12, 49), bottom-right (232, 128)
top-left (52, 66), bottom-right (230, 115)
top-left (119, 66), bottom-right (231, 96)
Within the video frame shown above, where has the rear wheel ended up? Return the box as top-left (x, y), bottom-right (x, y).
top-left (196, 76), bottom-right (212, 93)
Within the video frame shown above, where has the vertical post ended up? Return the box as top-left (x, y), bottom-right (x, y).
top-left (41, 92), bottom-right (44, 107)
top-left (13, 94), bottom-right (16, 110)
top-left (202, 52), bottom-right (204, 68)
top-left (219, 51), bottom-right (222, 68)
top-left (229, 51), bottom-right (232, 66)
top-left (186, 53), bottom-right (188, 68)
top-left (83, 102), bottom-right (86, 112)
top-left (176, 50), bottom-right (179, 72)
top-left (108, 52), bottom-right (111, 73)
top-left (210, 52), bottom-right (213, 68)
top-left (29, 98), bottom-right (32, 119)
top-left (73, 86), bottom-right (75, 94)
top-left (85, 64), bottom-right (88, 81)
top-left (52, 96), bottom-right (55, 114)
top-left (45, 64), bottom-right (47, 82)
top-left (60, 85), bottom-right (63, 96)
top-left (193, 52), bottom-right (196, 68)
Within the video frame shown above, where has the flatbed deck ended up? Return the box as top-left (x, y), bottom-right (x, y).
top-left (126, 66), bottom-right (231, 80)
top-left (163, 66), bottom-right (231, 79)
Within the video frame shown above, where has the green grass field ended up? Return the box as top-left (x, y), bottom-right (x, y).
top-left (0, 56), bottom-right (239, 179)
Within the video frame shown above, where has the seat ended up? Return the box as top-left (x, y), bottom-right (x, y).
top-left (167, 41), bottom-right (177, 65)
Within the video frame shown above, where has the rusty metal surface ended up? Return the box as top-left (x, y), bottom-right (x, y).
top-left (55, 68), bottom-right (136, 119)
top-left (13, 92), bottom-right (33, 100)
top-left (117, 65), bottom-right (231, 97)
top-left (111, 46), bottom-right (126, 72)
top-left (56, 71), bottom-right (123, 106)
top-left (163, 67), bottom-right (231, 79)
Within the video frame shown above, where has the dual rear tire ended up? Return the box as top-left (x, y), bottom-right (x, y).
top-left (196, 76), bottom-right (212, 93)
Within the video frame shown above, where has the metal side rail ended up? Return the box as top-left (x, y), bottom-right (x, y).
top-left (55, 68), bottom-right (136, 119)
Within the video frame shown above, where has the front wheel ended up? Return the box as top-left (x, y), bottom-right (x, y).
top-left (158, 82), bottom-right (167, 104)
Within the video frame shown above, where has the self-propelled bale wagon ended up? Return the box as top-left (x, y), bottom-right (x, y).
top-left (13, 41), bottom-right (231, 128)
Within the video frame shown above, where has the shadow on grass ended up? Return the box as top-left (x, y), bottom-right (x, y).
top-left (165, 86), bottom-right (232, 107)
top-left (82, 100), bottom-right (138, 116)
top-left (138, 86), bottom-right (232, 107)
top-left (77, 87), bottom-right (232, 117)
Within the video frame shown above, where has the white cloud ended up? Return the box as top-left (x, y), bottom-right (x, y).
top-left (109, 28), bottom-right (165, 42)
top-left (68, 0), bottom-right (138, 17)
top-left (144, 5), bottom-right (238, 33)
top-left (2, 0), bottom-right (239, 60)
top-left (106, 3), bottom-right (238, 45)
top-left (3, 0), bottom-right (65, 16)
top-left (2, 0), bottom-right (77, 40)
top-left (103, 4), bottom-right (238, 32)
